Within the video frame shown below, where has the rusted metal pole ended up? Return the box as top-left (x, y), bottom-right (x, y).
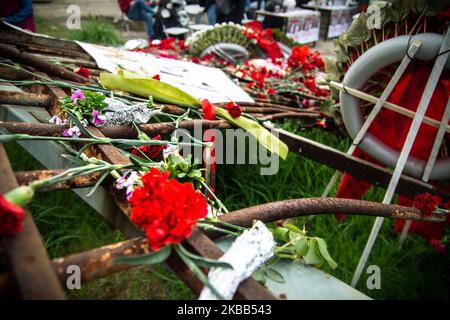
top-left (0, 144), bottom-right (65, 299)
top-left (272, 127), bottom-right (450, 202)
top-left (262, 112), bottom-right (320, 121)
top-left (0, 91), bottom-right (52, 107)
top-left (218, 198), bottom-right (441, 228)
top-left (15, 169), bottom-right (100, 190)
top-left (0, 120), bottom-right (233, 138)
top-left (0, 43), bottom-right (91, 84)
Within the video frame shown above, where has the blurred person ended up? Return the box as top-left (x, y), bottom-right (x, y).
top-left (262, 0), bottom-right (284, 29)
top-left (216, 0), bottom-right (246, 24)
top-left (118, 0), bottom-right (157, 39)
top-left (200, 0), bottom-right (216, 24)
top-left (0, 0), bottom-right (36, 32)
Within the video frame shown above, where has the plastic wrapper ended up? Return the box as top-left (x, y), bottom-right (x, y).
top-left (103, 97), bottom-right (161, 126)
top-left (199, 221), bottom-right (276, 300)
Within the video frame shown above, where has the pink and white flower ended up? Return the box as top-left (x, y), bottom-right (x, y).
top-left (115, 171), bottom-right (141, 200)
top-left (63, 126), bottom-right (81, 137)
top-left (70, 89), bottom-right (86, 105)
top-left (91, 110), bottom-right (106, 126)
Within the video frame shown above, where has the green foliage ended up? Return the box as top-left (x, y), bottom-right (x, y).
top-left (60, 90), bottom-right (107, 120)
top-left (35, 17), bottom-right (124, 46)
top-left (72, 19), bottom-right (124, 46)
top-left (186, 22), bottom-right (260, 57)
top-left (165, 153), bottom-right (204, 189)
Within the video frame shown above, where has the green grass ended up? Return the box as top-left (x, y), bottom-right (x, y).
top-left (6, 120), bottom-right (448, 300)
top-left (35, 16), bottom-right (124, 46)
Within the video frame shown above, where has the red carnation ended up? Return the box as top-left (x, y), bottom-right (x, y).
top-left (75, 66), bottom-right (90, 79)
top-left (414, 193), bottom-right (442, 217)
top-left (129, 168), bottom-right (208, 250)
top-left (226, 102), bottom-right (242, 118)
top-left (201, 99), bottom-right (216, 120)
top-left (0, 194), bottom-right (25, 236)
top-left (267, 88), bottom-right (276, 95)
top-left (132, 135), bottom-right (164, 159)
top-left (429, 239), bottom-right (445, 254)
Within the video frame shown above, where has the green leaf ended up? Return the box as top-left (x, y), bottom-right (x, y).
top-left (316, 237), bottom-right (338, 270)
top-left (283, 223), bottom-right (303, 234)
top-left (113, 245), bottom-right (172, 265)
top-left (294, 238), bottom-right (309, 257)
top-left (273, 227), bottom-right (290, 242)
top-left (174, 246), bottom-right (225, 300)
top-left (303, 238), bottom-right (323, 266)
top-left (86, 171), bottom-right (109, 197)
top-left (252, 268), bottom-right (266, 284)
top-left (215, 107), bottom-right (289, 160)
top-left (265, 267), bottom-right (285, 283)
top-left (100, 70), bottom-right (200, 108)
top-left (177, 244), bottom-right (233, 269)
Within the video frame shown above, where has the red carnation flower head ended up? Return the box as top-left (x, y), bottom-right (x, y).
top-left (132, 135), bottom-right (164, 159)
top-left (414, 193), bottom-right (442, 217)
top-left (129, 168), bottom-right (208, 251)
top-left (75, 66), bottom-right (90, 79)
top-left (0, 194), bottom-right (25, 236)
top-left (226, 102), bottom-right (242, 118)
top-left (201, 99), bottom-right (217, 120)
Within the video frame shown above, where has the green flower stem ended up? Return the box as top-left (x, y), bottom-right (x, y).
top-left (197, 222), bottom-right (240, 237)
top-left (200, 181), bottom-right (229, 214)
top-left (174, 245), bottom-right (226, 300)
top-left (205, 217), bottom-right (247, 232)
top-left (0, 133), bottom-right (208, 148)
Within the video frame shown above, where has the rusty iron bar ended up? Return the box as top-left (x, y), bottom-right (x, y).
top-left (0, 120), bottom-right (233, 138)
top-left (30, 53), bottom-right (99, 69)
top-left (15, 169), bottom-right (100, 191)
top-left (218, 198), bottom-right (440, 227)
top-left (0, 43), bottom-right (91, 84)
top-left (241, 106), bottom-right (317, 114)
top-left (262, 112), bottom-right (320, 121)
top-left (0, 26), bottom-right (89, 55)
top-left (0, 144), bottom-right (65, 299)
top-left (272, 127), bottom-right (450, 202)
top-left (0, 90), bottom-right (52, 107)
top-left (0, 90), bottom-right (308, 117)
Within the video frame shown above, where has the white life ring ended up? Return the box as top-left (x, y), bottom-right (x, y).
top-left (340, 33), bottom-right (450, 180)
